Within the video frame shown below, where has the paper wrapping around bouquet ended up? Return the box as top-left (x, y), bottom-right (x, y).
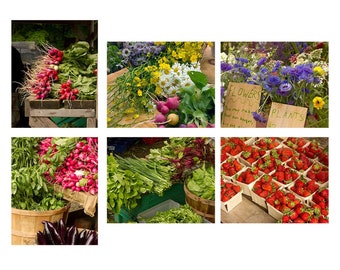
top-left (107, 68), bottom-right (157, 127)
top-left (222, 82), bottom-right (262, 128)
top-left (267, 102), bottom-right (307, 128)
top-left (54, 185), bottom-right (98, 217)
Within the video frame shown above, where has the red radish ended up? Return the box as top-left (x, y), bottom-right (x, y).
top-left (165, 96), bottom-right (180, 110)
top-left (160, 105), bottom-right (169, 115)
top-left (154, 113), bottom-right (167, 124)
top-left (155, 101), bottom-right (166, 112)
top-left (38, 137), bottom-right (98, 195)
top-left (187, 123), bottom-right (197, 128)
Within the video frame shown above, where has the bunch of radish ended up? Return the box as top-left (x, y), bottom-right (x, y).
top-left (58, 79), bottom-right (79, 101)
top-left (31, 67), bottom-right (59, 100)
top-left (154, 96), bottom-right (180, 127)
top-left (26, 46), bottom-right (64, 100)
top-left (47, 48), bottom-right (63, 65)
top-left (39, 137), bottom-right (98, 195)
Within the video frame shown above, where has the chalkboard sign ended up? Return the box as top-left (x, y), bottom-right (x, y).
top-left (221, 82), bottom-right (262, 128)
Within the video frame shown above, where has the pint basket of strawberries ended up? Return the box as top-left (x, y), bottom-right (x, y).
top-left (221, 179), bottom-right (243, 212)
top-left (251, 174), bottom-right (281, 209)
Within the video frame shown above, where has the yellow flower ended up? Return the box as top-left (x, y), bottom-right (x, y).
top-left (313, 96), bottom-right (325, 110)
top-left (133, 114), bottom-right (140, 119)
top-left (137, 89), bottom-right (143, 96)
top-left (155, 86), bottom-right (163, 95)
top-left (190, 54), bottom-right (198, 63)
top-left (313, 66), bottom-right (325, 76)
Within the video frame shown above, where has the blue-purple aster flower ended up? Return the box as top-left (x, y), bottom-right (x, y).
top-left (236, 57), bottom-right (249, 64)
top-left (279, 82), bottom-right (292, 92)
top-left (277, 82), bottom-right (292, 96)
top-left (267, 75), bottom-right (281, 86)
top-left (272, 61), bottom-right (281, 72)
top-left (252, 112), bottom-right (267, 123)
top-left (221, 62), bottom-right (232, 72)
top-left (240, 67), bottom-right (251, 77)
top-left (257, 57), bottom-right (267, 67)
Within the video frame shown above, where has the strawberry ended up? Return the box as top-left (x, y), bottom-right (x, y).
top-left (232, 185), bottom-right (241, 193)
top-left (316, 171), bottom-right (328, 184)
top-left (262, 182), bottom-right (273, 192)
top-left (233, 159), bottom-right (243, 172)
top-left (245, 173), bottom-right (255, 184)
top-left (319, 188), bottom-right (329, 200)
top-left (300, 212), bottom-right (311, 222)
top-left (274, 171), bottom-right (285, 182)
top-left (309, 217), bottom-right (319, 223)
top-left (294, 203), bottom-right (304, 215)
top-left (294, 218), bottom-right (305, 223)
top-left (289, 210), bottom-right (299, 220)
top-left (259, 190), bottom-right (269, 198)
top-left (318, 216), bottom-right (329, 223)
top-left (281, 215), bottom-right (290, 223)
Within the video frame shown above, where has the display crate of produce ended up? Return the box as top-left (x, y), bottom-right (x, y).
top-left (25, 95), bottom-right (97, 127)
top-left (221, 157), bottom-right (245, 181)
top-left (221, 180), bottom-right (243, 212)
top-left (232, 167), bottom-right (262, 196)
top-left (267, 202), bottom-right (284, 221)
top-left (253, 137), bottom-right (282, 151)
top-left (137, 199), bottom-right (180, 222)
top-left (282, 137), bottom-right (309, 153)
top-left (250, 174), bottom-right (281, 209)
top-left (287, 176), bottom-right (320, 205)
top-left (54, 185), bottom-right (97, 217)
top-left (239, 145), bottom-right (267, 167)
top-left (271, 165), bottom-right (301, 189)
top-left (114, 183), bottom-right (186, 223)
top-left (221, 190), bottom-right (243, 213)
top-left (304, 161), bottom-right (329, 188)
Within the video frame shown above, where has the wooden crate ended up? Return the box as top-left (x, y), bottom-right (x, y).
top-left (25, 95), bottom-right (97, 128)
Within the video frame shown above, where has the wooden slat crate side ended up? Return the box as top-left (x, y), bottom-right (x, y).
top-left (29, 108), bottom-right (96, 118)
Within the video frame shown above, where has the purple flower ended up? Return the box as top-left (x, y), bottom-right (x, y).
top-left (221, 86), bottom-right (225, 99)
top-left (240, 67), bottom-right (251, 77)
top-left (272, 61), bottom-right (281, 72)
top-left (221, 62), bottom-right (232, 72)
top-left (257, 57), bottom-right (267, 66)
top-left (236, 57), bottom-right (249, 64)
top-left (252, 112), bottom-right (267, 123)
top-left (279, 82), bottom-right (292, 92)
top-left (263, 83), bottom-right (273, 92)
top-left (267, 75), bottom-right (281, 86)
top-left (280, 66), bottom-right (293, 76)
top-left (277, 82), bottom-right (292, 96)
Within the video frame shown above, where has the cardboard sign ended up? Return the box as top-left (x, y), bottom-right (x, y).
top-left (267, 102), bottom-right (307, 128)
top-left (221, 82), bottom-right (262, 128)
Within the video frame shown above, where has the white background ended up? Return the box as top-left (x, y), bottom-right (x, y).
top-left (1, 0), bottom-right (339, 269)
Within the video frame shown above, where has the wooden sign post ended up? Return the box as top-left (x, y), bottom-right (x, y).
top-left (221, 82), bottom-right (262, 128)
top-left (266, 102), bottom-right (307, 128)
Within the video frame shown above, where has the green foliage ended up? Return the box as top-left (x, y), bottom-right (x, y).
top-left (178, 71), bottom-right (215, 127)
top-left (11, 137), bottom-right (67, 211)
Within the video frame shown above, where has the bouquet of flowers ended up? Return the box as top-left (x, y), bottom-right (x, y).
top-left (107, 42), bottom-right (215, 128)
top-left (221, 42), bottom-right (328, 127)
